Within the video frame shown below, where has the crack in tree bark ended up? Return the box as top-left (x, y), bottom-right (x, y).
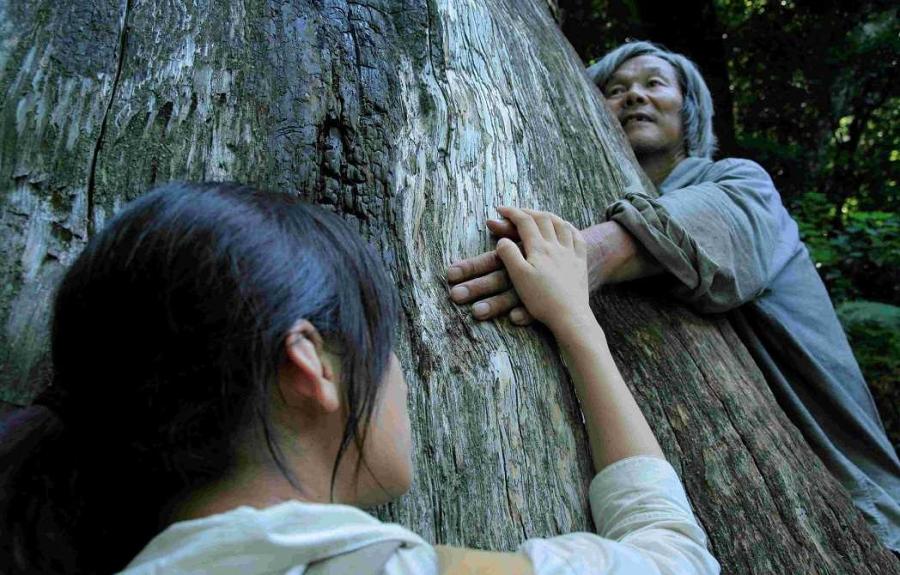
top-left (86, 0), bottom-right (132, 238)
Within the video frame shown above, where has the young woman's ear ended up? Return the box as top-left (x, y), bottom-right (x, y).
top-left (280, 319), bottom-right (340, 413)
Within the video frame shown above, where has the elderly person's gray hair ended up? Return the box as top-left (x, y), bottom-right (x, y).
top-left (586, 41), bottom-right (717, 159)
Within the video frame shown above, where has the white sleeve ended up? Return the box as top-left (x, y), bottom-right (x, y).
top-left (518, 457), bottom-right (720, 575)
top-left (383, 544), bottom-right (441, 575)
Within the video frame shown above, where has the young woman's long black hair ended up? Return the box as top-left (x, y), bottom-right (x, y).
top-left (0, 182), bottom-right (398, 573)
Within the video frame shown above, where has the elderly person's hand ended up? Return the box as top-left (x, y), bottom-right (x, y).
top-left (447, 213), bottom-right (536, 325)
top-left (448, 208), bottom-right (591, 328)
top-left (448, 210), bottom-right (661, 324)
top-left (491, 207), bottom-right (591, 332)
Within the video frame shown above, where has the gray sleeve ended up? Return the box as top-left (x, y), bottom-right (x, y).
top-left (605, 159), bottom-right (784, 313)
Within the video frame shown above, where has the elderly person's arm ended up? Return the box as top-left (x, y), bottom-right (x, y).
top-left (448, 159), bottom-right (785, 322)
top-left (605, 159), bottom-right (785, 313)
top-left (448, 219), bottom-right (661, 324)
top-left (467, 217), bottom-right (663, 287)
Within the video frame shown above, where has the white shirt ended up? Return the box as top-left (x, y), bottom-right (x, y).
top-left (121, 456), bottom-right (719, 574)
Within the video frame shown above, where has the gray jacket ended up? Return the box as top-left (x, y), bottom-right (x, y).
top-left (606, 156), bottom-right (900, 552)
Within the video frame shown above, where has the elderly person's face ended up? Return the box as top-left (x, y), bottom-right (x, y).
top-left (602, 55), bottom-right (685, 161)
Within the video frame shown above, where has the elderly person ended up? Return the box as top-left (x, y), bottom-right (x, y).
top-left (447, 40), bottom-right (900, 553)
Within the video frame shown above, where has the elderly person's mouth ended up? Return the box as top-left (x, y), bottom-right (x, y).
top-left (621, 113), bottom-right (655, 126)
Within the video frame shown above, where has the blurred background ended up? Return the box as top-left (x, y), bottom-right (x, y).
top-left (558, 0), bottom-right (899, 448)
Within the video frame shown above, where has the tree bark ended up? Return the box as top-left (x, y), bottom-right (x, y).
top-left (1, 0), bottom-right (896, 572)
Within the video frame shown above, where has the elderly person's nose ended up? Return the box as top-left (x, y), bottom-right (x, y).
top-left (624, 85), bottom-right (647, 106)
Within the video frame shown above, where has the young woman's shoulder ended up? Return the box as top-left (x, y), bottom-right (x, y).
top-left (120, 500), bottom-right (435, 574)
top-left (433, 547), bottom-right (533, 575)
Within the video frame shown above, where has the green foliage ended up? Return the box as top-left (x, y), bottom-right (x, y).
top-left (836, 300), bottom-right (900, 450)
top-left (793, 193), bottom-right (900, 303)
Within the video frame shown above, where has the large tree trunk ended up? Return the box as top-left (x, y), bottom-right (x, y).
top-left (1, 0), bottom-right (896, 572)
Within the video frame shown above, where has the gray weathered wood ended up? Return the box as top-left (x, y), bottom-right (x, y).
top-left (0, 0), bottom-right (127, 401)
top-left (1, 0), bottom-right (897, 572)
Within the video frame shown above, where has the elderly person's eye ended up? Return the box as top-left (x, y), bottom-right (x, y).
top-left (606, 85), bottom-right (625, 96)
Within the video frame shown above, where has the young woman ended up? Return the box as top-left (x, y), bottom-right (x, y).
top-left (0, 182), bottom-right (719, 574)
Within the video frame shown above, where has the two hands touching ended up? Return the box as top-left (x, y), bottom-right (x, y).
top-left (447, 208), bottom-right (660, 326)
top-left (448, 207), bottom-right (589, 331)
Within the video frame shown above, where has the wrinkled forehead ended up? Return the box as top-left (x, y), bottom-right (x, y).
top-left (606, 55), bottom-right (680, 87)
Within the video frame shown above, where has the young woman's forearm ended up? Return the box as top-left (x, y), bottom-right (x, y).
top-left (551, 317), bottom-right (665, 472)
top-left (486, 207), bottom-right (665, 472)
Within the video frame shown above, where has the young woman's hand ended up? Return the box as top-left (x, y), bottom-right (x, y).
top-left (491, 207), bottom-right (592, 334)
